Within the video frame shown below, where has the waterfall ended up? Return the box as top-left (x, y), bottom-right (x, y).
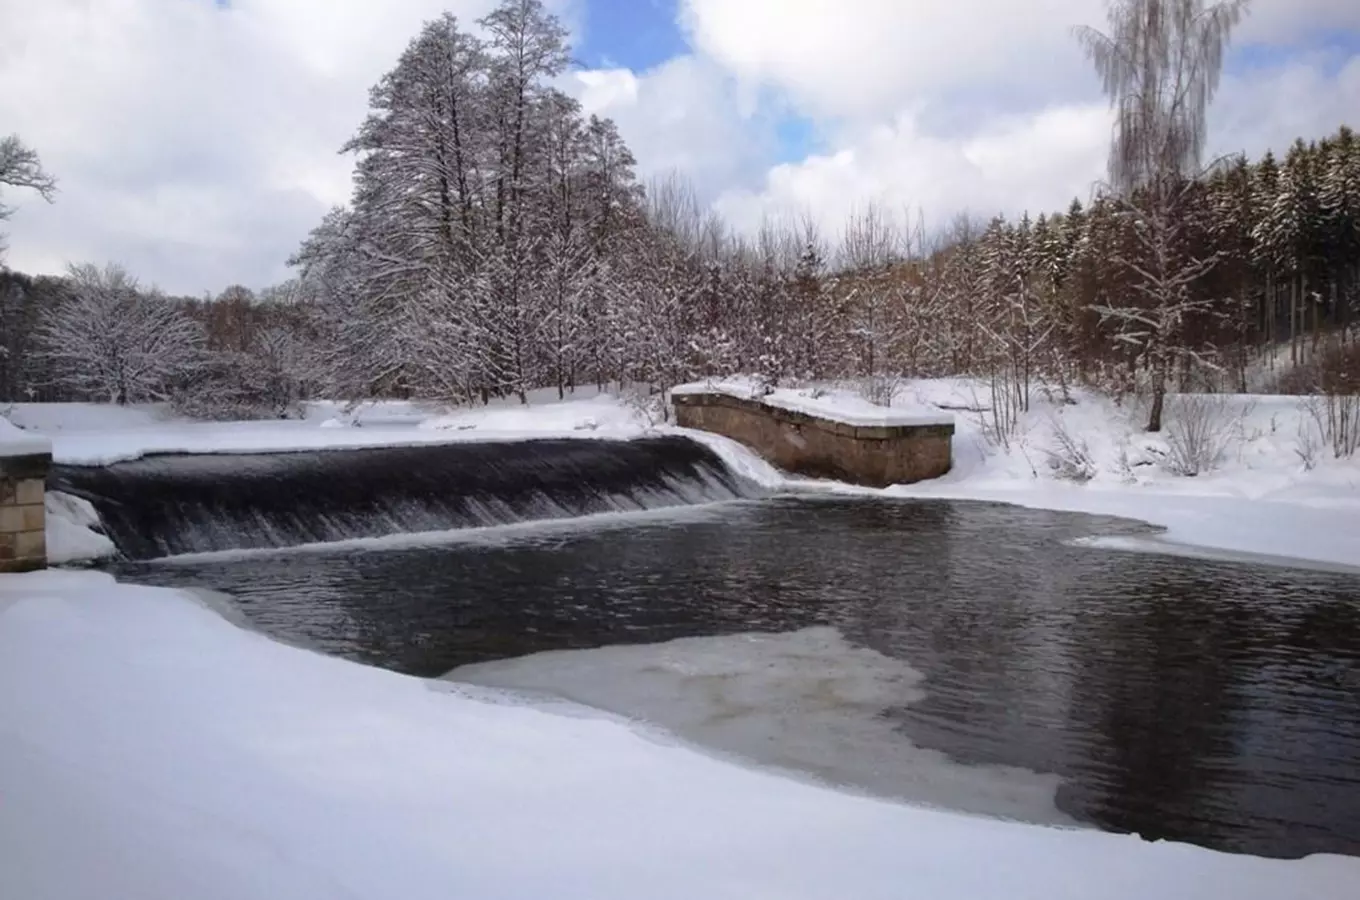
top-left (50, 436), bottom-right (760, 560)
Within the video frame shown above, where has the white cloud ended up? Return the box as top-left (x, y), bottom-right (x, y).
top-left (1236, 0), bottom-right (1360, 42)
top-left (681, 0), bottom-right (1094, 121)
top-left (1210, 53), bottom-right (1360, 160)
top-left (712, 51), bottom-right (1360, 242)
top-left (0, 0), bottom-right (1354, 292)
top-left (713, 104), bottom-right (1111, 237)
top-left (0, 0), bottom-right (563, 294)
top-left (681, 0), bottom-right (1360, 122)
top-left (567, 55), bottom-right (775, 196)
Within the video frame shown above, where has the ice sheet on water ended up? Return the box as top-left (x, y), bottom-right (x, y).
top-left (448, 626), bottom-right (1075, 827)
top-left (1067, 534), bottom-right (1360, 576)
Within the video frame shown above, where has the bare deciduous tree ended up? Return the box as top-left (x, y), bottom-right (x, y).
top-left (0, 134), bottom-right (57, 257)
top-left (1074, 0), bottom-right (1250, 195)
top-left (1075, 0), bottom-right (1250, 430)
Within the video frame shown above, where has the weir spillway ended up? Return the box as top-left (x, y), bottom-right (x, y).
top-left (50, 436), bottom-right (760, 560)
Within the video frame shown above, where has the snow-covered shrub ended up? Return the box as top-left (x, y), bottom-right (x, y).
top-left (170, 348), bottom-right (304, 421)
top-left (1295, 417), bottom-right (1321, 471)
top-left (857, 374), bottom-right (897, 407)
top-left (1114, 442), bottom-right (1138, 483)
top-left (1328, 393), bottom-right (1360, 458)
top-left (1163, 394), bottom-right (1235, 476)
top-left (1305, 393), bottom-right (1360, 459)
top-left (974, 365), bottom-right (1023, 452)
top-left (619, 385), bottom-right (667, 427)
top-left (1043, 416), bottom-right (1096, 482)
top-left (1280, 335), bottom-right (1360, 458)
top-left (35, 263), bottom-right (205, 405)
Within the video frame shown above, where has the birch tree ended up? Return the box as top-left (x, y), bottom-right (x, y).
top-left (1075, 0), bottom-right (1251, 430)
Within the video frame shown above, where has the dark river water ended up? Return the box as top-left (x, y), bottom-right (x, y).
top-left (115, 496), bottom-right (1360, 860)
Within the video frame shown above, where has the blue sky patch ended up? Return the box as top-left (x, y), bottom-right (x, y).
top-left (1229, 28), bottom-right (1360, 76)
top-left (576, 0), bottom-right (687, 71)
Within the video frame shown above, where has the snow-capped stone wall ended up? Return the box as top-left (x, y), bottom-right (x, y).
top-left (0, 418), bottom-right (52, 572)
top-left (670, 388), bottom-right (953, 487)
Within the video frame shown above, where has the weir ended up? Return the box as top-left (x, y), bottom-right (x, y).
top-left (51, 436), bottom-right (759, 560)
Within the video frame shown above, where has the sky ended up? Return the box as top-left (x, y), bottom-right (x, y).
top-left (0, 0), bottom-right (1357, 296)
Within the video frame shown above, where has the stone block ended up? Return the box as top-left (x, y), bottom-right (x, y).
top-left (15, 478), bottom-right (44, 506)
top-left (15, 529), bottom-right (46, 560)
top-left (0, 505), bottom-right (24, 534)
top-left (21, 504), bottom-right (45, 532)
top-left (0, 479), bottom-right (13, 505)
top-left (672, 389), bottom-right (954, 488)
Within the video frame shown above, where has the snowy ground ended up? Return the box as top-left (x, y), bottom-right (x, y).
top-left (1, 569), bottom-right (1356, 900)
top-left (885, 381), bottom-right (1360, 571)
top-left (6, 390), bottom-right (644, 467)
top-left (3, 386), bottom-right (1359, 895)
top-left (0, 413), bottom-right (51, 455)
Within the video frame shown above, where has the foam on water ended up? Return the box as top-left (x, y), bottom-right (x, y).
top-left (447, 626), bottom-right (1076, 827)
top-left (150, 500), bottom-right (754, 565)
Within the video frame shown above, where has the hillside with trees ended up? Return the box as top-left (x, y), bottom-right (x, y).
top-left (2, 0), bottom-right (1356, 447)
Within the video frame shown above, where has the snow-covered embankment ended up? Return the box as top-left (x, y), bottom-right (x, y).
top-left (1, 570), bottom-right (1356, 900)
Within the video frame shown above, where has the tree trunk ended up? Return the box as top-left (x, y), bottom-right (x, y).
top-left (1290, 276), bottom-right (1298, 366)
top-left (1145, 357), bottom-right (1168, 432)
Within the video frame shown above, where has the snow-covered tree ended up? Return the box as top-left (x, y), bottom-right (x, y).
top-left (36, 263), bottom-right (204, 404)
top-left (1075, 0), bottom-right (1251, 430)
top-left (837, 204), bottom-right (904, 384)
top-left (0, 134), bottom-right (57, 258)
top-left (1319, 127), bottom-right (1360, 336)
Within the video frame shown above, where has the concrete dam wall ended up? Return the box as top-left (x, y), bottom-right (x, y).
top-left (671, 390), bottom-right (953, 488)
top-left (50, 436), bottom-right (761, 560)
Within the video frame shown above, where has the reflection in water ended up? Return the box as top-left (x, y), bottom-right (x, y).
top-left (118, 496), bottom-right (1360, 859)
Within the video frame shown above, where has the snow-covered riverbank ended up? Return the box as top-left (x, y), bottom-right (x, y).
top-left (1, 569), bottom-right (1356, 900)
top-left (10, 380), bottom-right (1359, 569)
top-left (3, 385), bottom-right (1358, 895)
top-left (6, 392), bottom-right (645, 467)
top-left (889, 382), bottom-right (1360, 570)
top-left (676, 379), bottom-right (1360, 570)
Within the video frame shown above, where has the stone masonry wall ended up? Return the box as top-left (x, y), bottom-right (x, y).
top-left (671, 392), bottom-right (952, 488)
top-left (0, 452), bottom-right (50, 573)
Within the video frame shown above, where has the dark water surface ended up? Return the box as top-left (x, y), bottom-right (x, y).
top-left (116, 496), bottom-right (1360, 860)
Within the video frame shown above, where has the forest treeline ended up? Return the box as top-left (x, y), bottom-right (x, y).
top-left (1, 0), bottom-right (1357, 430)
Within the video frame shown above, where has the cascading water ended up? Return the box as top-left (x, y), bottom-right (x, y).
top-left (50, 436), bottom-right (762, 560)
